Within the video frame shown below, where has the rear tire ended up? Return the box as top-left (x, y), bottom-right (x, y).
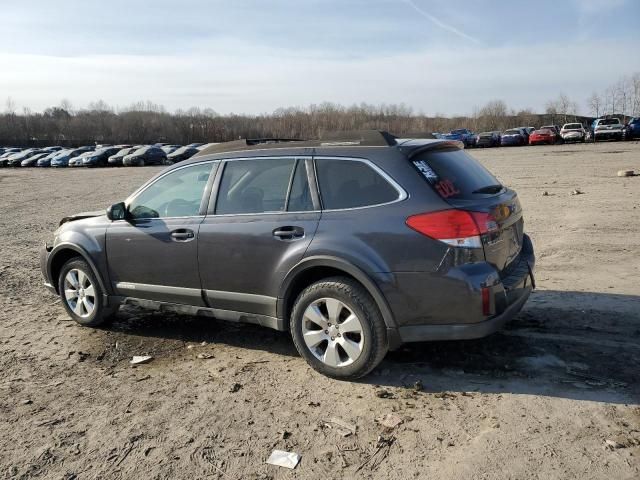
top-left (58, 258), bottom-right (115, 327)
top-left (290, 277), bottom-right (388, 379)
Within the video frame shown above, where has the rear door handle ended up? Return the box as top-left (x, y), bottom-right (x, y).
top-left (273, 226), bottom-right (304, 241)
top-left (170, 229), bottom-right (195, 241)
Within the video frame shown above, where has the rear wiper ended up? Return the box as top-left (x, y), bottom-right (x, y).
top-left (472, 184), bottom-right (503, 194)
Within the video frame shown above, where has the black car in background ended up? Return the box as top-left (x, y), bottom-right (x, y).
top-left (167, 145), bottom-right (199, 163)
top-left (37, 150), bottom-right (68, 167)
top-left (6, 148), bottom-right (43, 167)
top-left (122, 145), bottom-right (168, 166)
top-left (475, 131), bottom-right (501, 147)
top-left (108, 147), bottom-right (140, 166)
top-left (82, 146), bottom-right (122, 167)
top-left (21, 152), bottom-right (51, 167)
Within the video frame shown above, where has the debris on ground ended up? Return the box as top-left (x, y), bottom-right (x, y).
top-left (570, 189), bottom-right (584, 195)
top-left (229, 383), bottom-right (242, 393)
top-left (605, 439), bottom-right (624, 449)
top-left (266, 449), bottom-right (301, 469)
top-left (129, 356), bottom-right (153, 365)
top-left (375, 389), bottom-right (394, 399)
top-left (376, 413), bottom-right (403, 429)
top-left (355, 435), bottom-right (395, 473)
top-left (542, 191), bottom-right (549, 196)
top-left (324, 417), bottom-right (357, 437)
top-left (196, 353), bottom-right (214, 359)
top-left (617, 170), bottom-right (635, 177)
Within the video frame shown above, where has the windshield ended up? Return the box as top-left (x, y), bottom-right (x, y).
top-left (412, 147), bottom-right (501, 200)
top-left (451, 129), bottom-right (467, 135)
top-left (504, 129), bottom-right (520, 135)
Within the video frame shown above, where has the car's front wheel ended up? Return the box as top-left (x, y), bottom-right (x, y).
top-left (58, 258), bottom-right (115, 327)
top-left (290, 277), bottom-right (388, 379)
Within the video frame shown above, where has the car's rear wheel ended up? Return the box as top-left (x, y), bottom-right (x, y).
top-left (290, 277), bottom-right (387, 379)
top-left (58, 258), bottom-right (115, 327)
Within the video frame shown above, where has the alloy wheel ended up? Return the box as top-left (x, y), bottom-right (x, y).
top-left (301, 298), bottom-right (364, 367)
top-left (63, 269), bottom-right (95, 318)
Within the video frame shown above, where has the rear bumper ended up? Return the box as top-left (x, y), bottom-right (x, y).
top-left (397, 284), bottom-right (531, 342)
top-left (382, 234), bottom-right (535, 344)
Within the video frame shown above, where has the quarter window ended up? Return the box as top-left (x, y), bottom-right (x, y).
top-left (216, 158), bottom-right (296, 215)
top-left (315, 159), bottom-right (399, 210)
top-left (128, 162), bottom-right (213, 219)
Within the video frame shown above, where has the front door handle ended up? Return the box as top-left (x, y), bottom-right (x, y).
top-left (273, 226), bottom-right (304, 241)
top-left (170, 229), bottom-right (195, 241)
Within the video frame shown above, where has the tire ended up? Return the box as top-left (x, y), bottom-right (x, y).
top-left (58, 258), bottom-right (115, 327)
top-left (290, 276), bottom-right (388, 379)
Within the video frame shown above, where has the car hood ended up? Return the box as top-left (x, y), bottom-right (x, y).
top-left (59, 210), bottom-right (105, 226)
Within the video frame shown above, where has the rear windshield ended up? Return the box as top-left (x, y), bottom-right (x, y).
top-left (599, 119), bottom-right (620, 125)
top-left (564, 124), bottom-right (582, 130)
top-left (504, 129), bottom-right (520, 135)
top-left (412, 148), bottom-right (502, 199)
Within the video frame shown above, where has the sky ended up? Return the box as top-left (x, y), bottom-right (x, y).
top-left (1, 0), bottom-right (639, 116)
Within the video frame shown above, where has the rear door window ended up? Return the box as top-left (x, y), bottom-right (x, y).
top-left (215, 158), bottom-right (296, 214)
top-left (315, 159), bottom-right (399, 210)
top-left (412, 148), bottom-right (502, 199)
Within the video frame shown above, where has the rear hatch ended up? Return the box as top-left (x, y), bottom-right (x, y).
top-left (410, 146), bottom-right (524, 273)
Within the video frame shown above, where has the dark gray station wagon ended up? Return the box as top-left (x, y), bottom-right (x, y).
top-left (41, 131), bottom-right (535, 378)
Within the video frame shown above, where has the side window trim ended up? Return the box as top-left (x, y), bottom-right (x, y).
top-left (207, 156), bottom-right (319, 216)
top-left (283, 159), bottom-right (301, 212)
top-left (124, 160), bottom-right (217, 220)
top-left (313, 156), bottom-right (408, 212)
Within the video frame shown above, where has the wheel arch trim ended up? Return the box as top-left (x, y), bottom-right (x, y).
top-left (277, 255), bottom-right (397, 330)
top-left (47, 242), bottom-right (109, 296)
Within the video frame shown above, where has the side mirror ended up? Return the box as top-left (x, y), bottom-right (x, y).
top-left (106, 202), bottom-right (128, 221)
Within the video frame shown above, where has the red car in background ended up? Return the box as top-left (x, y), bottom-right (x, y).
top-left (529, 128), bottom-right (556, 145)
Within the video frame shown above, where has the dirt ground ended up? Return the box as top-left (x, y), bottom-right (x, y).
top-left (1, 141), bottom-right (639, 480)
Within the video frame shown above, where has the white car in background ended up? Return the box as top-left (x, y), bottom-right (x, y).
top-left (560, 123), bottom-right (586, 143)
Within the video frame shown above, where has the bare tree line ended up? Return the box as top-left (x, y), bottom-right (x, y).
top-left (1, 72), bottom-right (637, 147)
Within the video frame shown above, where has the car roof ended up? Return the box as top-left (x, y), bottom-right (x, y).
top-left (175, 131), bottom-right (462, 170)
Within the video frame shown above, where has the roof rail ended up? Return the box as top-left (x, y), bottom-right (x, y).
top-left (194, 130), bottom-right (399, 157)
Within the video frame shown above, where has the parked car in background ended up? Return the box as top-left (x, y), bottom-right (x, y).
top-left (108, 147), bottom-right (139, 166)
top-left (475, 131), bottom-right (501, 147)
top-left (197, 142), bottom-right (221, 151)
top-left (560, 123), bottom-right (586, 143)
top-left (540, 125), bottom-right (562, 143)
top-left (21, 152), bottom-right (51, 167)
top-left (593, 118), bottom-right (625, 141)
top-left (500, 128), bottom-right (527, 146)
top-left (0, 148), bottom-right (22, 166)
top-left (186, 142), bottom-right (204, 148)
top-left (122, 145), bottom-right (168, 166)
top-left (69, 151), bottom-right (92, 167)
top-left (82, 146), bottom-right (122, 167)
top-left (442, 128), bottom-right (477, 147)
top-left (51, 146), bottom-right (94, 167)
top-left (167, 145), bottom-right (199, 163)
top-left (624, 117), bottom-right (640, 140)
top-left (515, 126), bottom-right (534, 143)
top-left (529, 128), bottom-right (556, 145)
top-left (6, 148), bottom-right (43, 167)
top-left (37, 150), bottom-right (68, 167)
top-left (40, 131), bottom-right (535, 379)
top-left (161, 145), bottom-right (182, 155)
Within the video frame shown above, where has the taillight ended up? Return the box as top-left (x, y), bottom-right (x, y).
top-left (482, 287), bottom-right (492, 316)
top-left (406, 209), bottom-right (497, 248)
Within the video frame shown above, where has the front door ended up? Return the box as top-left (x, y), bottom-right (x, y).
top-left (198, 157), bottom-right (320, 317)
top-left (106, 161), bottom-right (216, 305)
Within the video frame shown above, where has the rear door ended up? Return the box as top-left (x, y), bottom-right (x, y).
top-left (198, 156), bottom-right (320, 316)
top-left (411, 147), bottom-right (524, 273)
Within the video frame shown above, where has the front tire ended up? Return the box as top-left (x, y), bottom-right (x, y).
top-left (58, 258), bottom-right (115, 327)
top-left (290, 277), bottom-right (388, 379)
